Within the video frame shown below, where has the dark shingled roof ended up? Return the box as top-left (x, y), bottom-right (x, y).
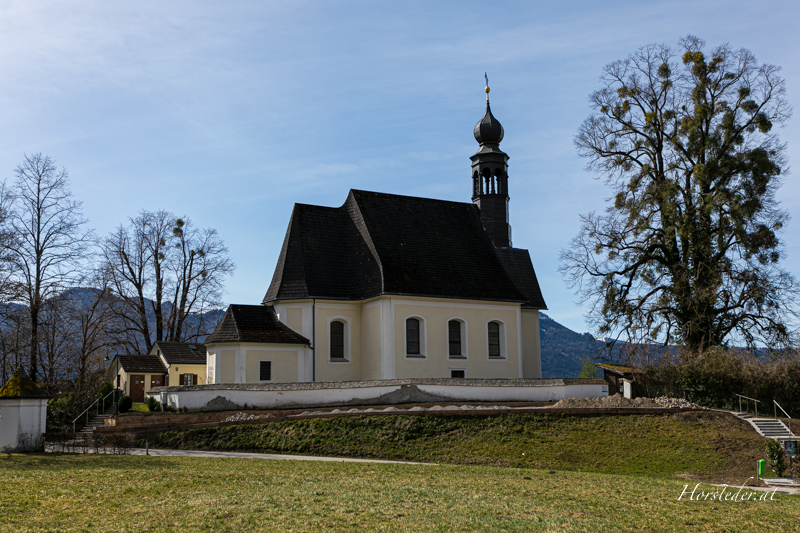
top-left (494, 247), bottom-right (547, 309)
top-left (265, 190), bottom-right (546, 308)
top-left (153, 342), bottom-right (206, 365)
top-left (205, 304), bottom-right (311, 345)
top-left (117, 355), bottom-right (167, 374)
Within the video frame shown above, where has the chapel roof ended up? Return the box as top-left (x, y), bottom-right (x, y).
top-left (152, 341), bottom-right (206, 365)
top-left (116, 355), bottom-right (168, 374)
top-left (264, 189), bottom-right (546, 308)
top-left (205, 304), bottom-right (311, 345)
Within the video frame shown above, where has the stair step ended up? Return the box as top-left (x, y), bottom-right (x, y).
top-left (743, 417), bottom-right (796, 439)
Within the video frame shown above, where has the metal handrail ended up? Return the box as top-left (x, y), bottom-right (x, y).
top-left (99, 389), bottom-right (116, 414)
top-left (73, 398), bottom-right (99, 435)
top-left (774, 400), bottom-right (791, 420)
top-left (735, 393), bottom-right (760, 417)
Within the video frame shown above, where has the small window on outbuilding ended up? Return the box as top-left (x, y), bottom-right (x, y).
top-left (259, 361), bottom-right (272, 381)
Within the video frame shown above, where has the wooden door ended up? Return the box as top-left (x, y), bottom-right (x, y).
top-left (150, 375), bottom-right (165, 389)
top-left (130, 375), bottom-right (145, 402)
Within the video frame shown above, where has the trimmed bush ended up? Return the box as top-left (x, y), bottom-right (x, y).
top-left (118, 395), bottom-right (133, 413)
top-left (145, 396), bottom-right (160, 412)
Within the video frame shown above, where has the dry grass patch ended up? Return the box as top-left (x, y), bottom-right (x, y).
top-left (0, 454), bottom-right (798, 532)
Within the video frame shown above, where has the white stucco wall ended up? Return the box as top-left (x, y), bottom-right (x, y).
top-left (149, 379), bottom-right (608, 411)
top-left (521, 309), bottom-right (542, 378)
top-left (206, 343), bottom-right (310, 384)
top-left (0, 398), bottom-right (48, 452)
top-left (392, 298), bottom-right (522, 379)
top-left (272, 296), bottom-right (543, 384)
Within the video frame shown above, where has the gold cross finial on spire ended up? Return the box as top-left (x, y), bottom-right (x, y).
top-left (484, 72), bottom-right (490, 102)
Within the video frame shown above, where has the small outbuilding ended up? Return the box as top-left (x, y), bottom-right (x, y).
top-left (595, 363), bottom-right (642, 396)
top-left (151, 341), bottom-right (207, 387)
top-left (110, 342), bottom-right (207, 401)
top-left (0, 369), bottom-right (50, 452)
top-left (112, 355), bottom-right (168, 402)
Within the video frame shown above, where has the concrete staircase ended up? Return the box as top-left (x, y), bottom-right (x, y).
top-left (76, 413), bottom-right (114, 437)
top-left (736, 412), bottom-right (795, 439)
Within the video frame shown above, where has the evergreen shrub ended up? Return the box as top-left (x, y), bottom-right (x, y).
top-left (118, 395), bottom-right (133, 413)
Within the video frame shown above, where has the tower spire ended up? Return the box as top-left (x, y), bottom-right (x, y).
top-left (471, 78), bottom-right (511, 247)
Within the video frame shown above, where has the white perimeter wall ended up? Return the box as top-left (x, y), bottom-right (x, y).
top-left (151, 381), bottom-right (608, 411)
top-left (0, 398), bottom-right (48, 452)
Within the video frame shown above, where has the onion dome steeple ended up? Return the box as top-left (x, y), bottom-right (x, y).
top-left (474, 83), bottom-right (504, 145)
top-left (470, 74), bottom-right (511, 248)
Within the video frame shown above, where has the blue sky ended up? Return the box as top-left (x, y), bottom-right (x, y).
top-left (1, 0), bottom-right (798, 336)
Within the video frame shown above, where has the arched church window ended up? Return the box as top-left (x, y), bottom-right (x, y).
top-left (488, 322), bottom-right (500, 357)
top-left (330, 320), bottom-right (345, 360)
top-left (406, 318), bottom-right (421, 355)
top-left (487, 320), bottom-right (506, 359)
top-left (448, 319), bottom-right (465, 357)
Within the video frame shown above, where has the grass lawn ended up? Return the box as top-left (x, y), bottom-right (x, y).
top-left (138, 410), bottom-right (771, 484)
top-left (1, 453), bottom-right (798, 532)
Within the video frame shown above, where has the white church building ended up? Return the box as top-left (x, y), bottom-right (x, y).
top-left (205, 88), bottom-right (547, 385)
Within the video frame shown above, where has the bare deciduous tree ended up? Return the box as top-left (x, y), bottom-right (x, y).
top-left (3, 154), bottom-right (92, 380)
top-left (165, 218), bottom-right (233, 342)
top-left (102, 210), bottom-right (234, 353)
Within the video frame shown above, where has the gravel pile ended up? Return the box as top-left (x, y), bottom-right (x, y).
top-left (652, 396), bottom-right (702, 409)
top-left (553, 394), bottom-right (702, 409)
top-left (222, 412), bottom-right (273, 423)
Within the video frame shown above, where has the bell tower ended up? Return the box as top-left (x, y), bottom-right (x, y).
top-left (471, 76), bottom-right (511, 248)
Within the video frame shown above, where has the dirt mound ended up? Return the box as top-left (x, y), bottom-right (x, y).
top-left (553, 394), bottom-right (701, 409)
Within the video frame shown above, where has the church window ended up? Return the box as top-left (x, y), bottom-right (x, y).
top-left (488, 322), bottom-right (500, 357)
top-left (448, 319), bottom-right (466, 357)
top-left (487, 320), bottom-right (506, 359)
top-left (259, 361), bottom-right (272, 381)
top-left (330, 320), bottom-right (347, 361)
top-left (327, 317), bottom-right (351, 362)
top-left (406, 318), bottom-right (421, 355)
